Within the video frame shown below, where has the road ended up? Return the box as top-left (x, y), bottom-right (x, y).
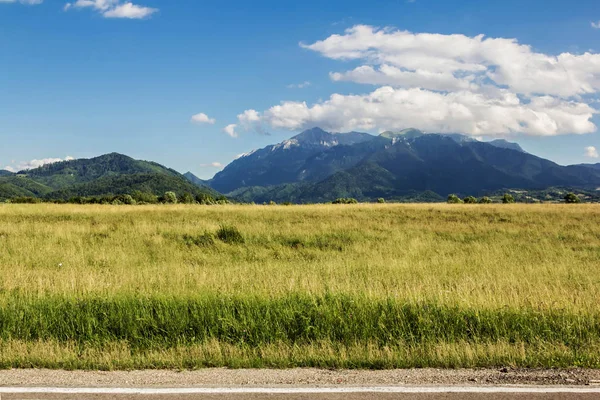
top-left (1, 386), bottom-right (600, 400)
top-left (1, 369), bottom-right (599, 400)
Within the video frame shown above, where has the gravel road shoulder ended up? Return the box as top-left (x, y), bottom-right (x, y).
top-left (1, 368), bottom-right (599, 387)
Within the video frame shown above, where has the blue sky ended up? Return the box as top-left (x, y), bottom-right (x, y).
top-left (1, 0), bottom-right (600, 178)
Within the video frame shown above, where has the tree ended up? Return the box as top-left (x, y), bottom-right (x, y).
top-left (479, 196), bottom-right (493, 204)
top-left (564, 193), bottom-right (581, 204)
top-left (377, 198), bottom-right (386, 204)
top-left (196, 193), bottom-right (215, 205)
top-left (180, 192), bottom-right (195, 204)
top-left (502, 193), bottom-right (515, 204)
top-left (447, 194), bottom-right (463, 204)
top-left (162, 191), bottom-right (178, 204)
top-left (463, 196), bottom-right (477, 204)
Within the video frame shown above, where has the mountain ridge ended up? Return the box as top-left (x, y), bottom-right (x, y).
top-left (201, 127), bottom-right (600, 203)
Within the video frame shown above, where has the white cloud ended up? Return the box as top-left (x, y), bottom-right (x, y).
top-left (191, 113), bottom-right (216, 125)
top-left (237, 87), bottom-right (595, 137)
top-left (0, 0), bottom-right (43, 4)
top-left (228, 25), bottom-right (599, 137)
top-left (223, 124), bottom-right (238, 138)
top-left (103, 2), bottom-right (157, 18)
top-left (287, 81), bottom-right (312, 89)
top-left (592, 21), bottom-right (600, 29)
top-left (200, 162), bottom-right (224, 168)
top-left (303, 25), bottom-right (600, 98)
top-left (64, 0), bottom-right (157, 19)
top-left (5, 156), bottom-right (75, 173)
top-left (585, 146), bottom-right (599, 158)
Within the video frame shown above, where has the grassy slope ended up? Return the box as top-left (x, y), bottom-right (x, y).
top-left (0, 204), bottom-right (598, 369)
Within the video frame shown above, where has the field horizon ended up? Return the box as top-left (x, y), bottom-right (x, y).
top-left (0, 203), bottom-right (598, 370)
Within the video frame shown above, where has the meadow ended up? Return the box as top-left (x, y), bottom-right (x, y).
top-left (0, 203), bottom-right (598, 369)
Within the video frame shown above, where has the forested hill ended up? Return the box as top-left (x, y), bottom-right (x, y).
top-left (0, 153), bottom-right (220, 201)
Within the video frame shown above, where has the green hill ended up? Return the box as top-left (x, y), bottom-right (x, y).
top-left (1, 153), bottom-right (220, 201)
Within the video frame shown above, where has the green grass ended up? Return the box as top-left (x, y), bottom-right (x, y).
top-left (0, 203), bottom-right (599, 369)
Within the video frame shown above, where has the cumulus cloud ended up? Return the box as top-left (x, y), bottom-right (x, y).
top-left (585, 146), bottom-right (599, 158)
top-left (237, 87), bottom-right (595, 136)
top-left (191, 113), bottom-right (216, 125)
top-left (4, 156), bottom-right (75, 173)
top-left (64, 0), bottom-right (157, 19)
top-left (0, 0), bottom-right (43, 4)
top-left (223, 124), bottom-right (238, 138)
top-left (227, 25), bottom-right (599, 137)
top-left (303, 25), bottom-right (600, 98)
top-left (592, 21), bottom-right (600, 29)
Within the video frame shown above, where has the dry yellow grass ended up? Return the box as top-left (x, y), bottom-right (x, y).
top-left (0, 203), bottom-right (598, 310)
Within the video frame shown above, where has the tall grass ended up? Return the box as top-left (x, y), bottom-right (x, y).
top-left (0, 203), bottom-right (599, 368)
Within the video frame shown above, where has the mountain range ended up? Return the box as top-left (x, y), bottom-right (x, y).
top-left (3, 128), bottom-right (600, 203)
top-left (192, 127), bottom-right (600, 203)
top-left (0, 153), bottom-right (217, 201)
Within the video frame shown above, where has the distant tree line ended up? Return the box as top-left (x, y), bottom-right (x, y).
top-left (447, 192), bottom-right (582, 204)
top-left (6, 191), bottom-right (229, 205)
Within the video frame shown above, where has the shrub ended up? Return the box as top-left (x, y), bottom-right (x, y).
top-left (447, 194), bottom-right (463, 204)
top-left (377, 198), bottom-right (386, 204)
top-left (502, 193), bottom-right (515, 204)
top-left (131, 191), bottom-right (158, 204)
top-left (332, 198), bottom-right (359, 204)
top-left (162, 191), bottom-right (178, 204)
top-left (564, 193), bottom-right (581, 204)
top-left (282, 202), bottom-right (293, 206)
top-left (182, 232), bottom-right (215, 247)
top-left (269, 201), bottom-right (277, 206)
top-left (463, 196), bottom-right (477, 204)
top-left (9, 197), bottom-right (41, 204)
top-left (121, 195), bottom-right (136, 205)
top-left (196, 193), bottom-right (215, 205)
top-left (479, 196), bottom-right (493, 204)
top-left (180, 193), bottom-right (195, 204)
top-left (216, 225), bottom-right (245, 244)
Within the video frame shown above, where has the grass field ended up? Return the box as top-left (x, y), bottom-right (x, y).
top-left (0, 203), bottom-right (599, 369)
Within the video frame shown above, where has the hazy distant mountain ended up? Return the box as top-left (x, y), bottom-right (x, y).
top-left (184, 171), bottom-right (210, 187)
top-left (0, 153), bottom-right (219, 201)
top-left (0, 170), bottom-right (14, 177)
top-left (210, 127), bottom-right (600, 203)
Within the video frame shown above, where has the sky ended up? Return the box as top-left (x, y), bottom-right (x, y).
top-left (1, 0), bottom-right (600, 178)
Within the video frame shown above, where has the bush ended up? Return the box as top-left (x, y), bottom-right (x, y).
top-left (120, 195), bottom-right (136, 205)
top-left (479, 196), bottom-right (493, 204)
top-left (463, 196), bottom-right (477, 204)
top-left (216, 225), bottom-right (245, 244)
top-left (131, 191), bottom-right (158, 204)
top-left (564, 193), bottom-right (581, 204)
top-left (196, 193), bottom-right (215, 205)
top-left (9, 197), bottom-right (41, 204)
top-left (377, 198), bottom-right (386, 204)
top-left (332, 198), bottom-right (359, 204)
top-left (162, 191), bottom-right (178, 204)
top-left (502, 193), bottom-right (515, 204)
top-left (447, 194), bottom-right (463, 204)
top-left (282, 202), bottom-right (293, 206)
top-left (182, 232), bottom-right (215, 247)
top-left (180, 193), bottom-right (195, 204)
